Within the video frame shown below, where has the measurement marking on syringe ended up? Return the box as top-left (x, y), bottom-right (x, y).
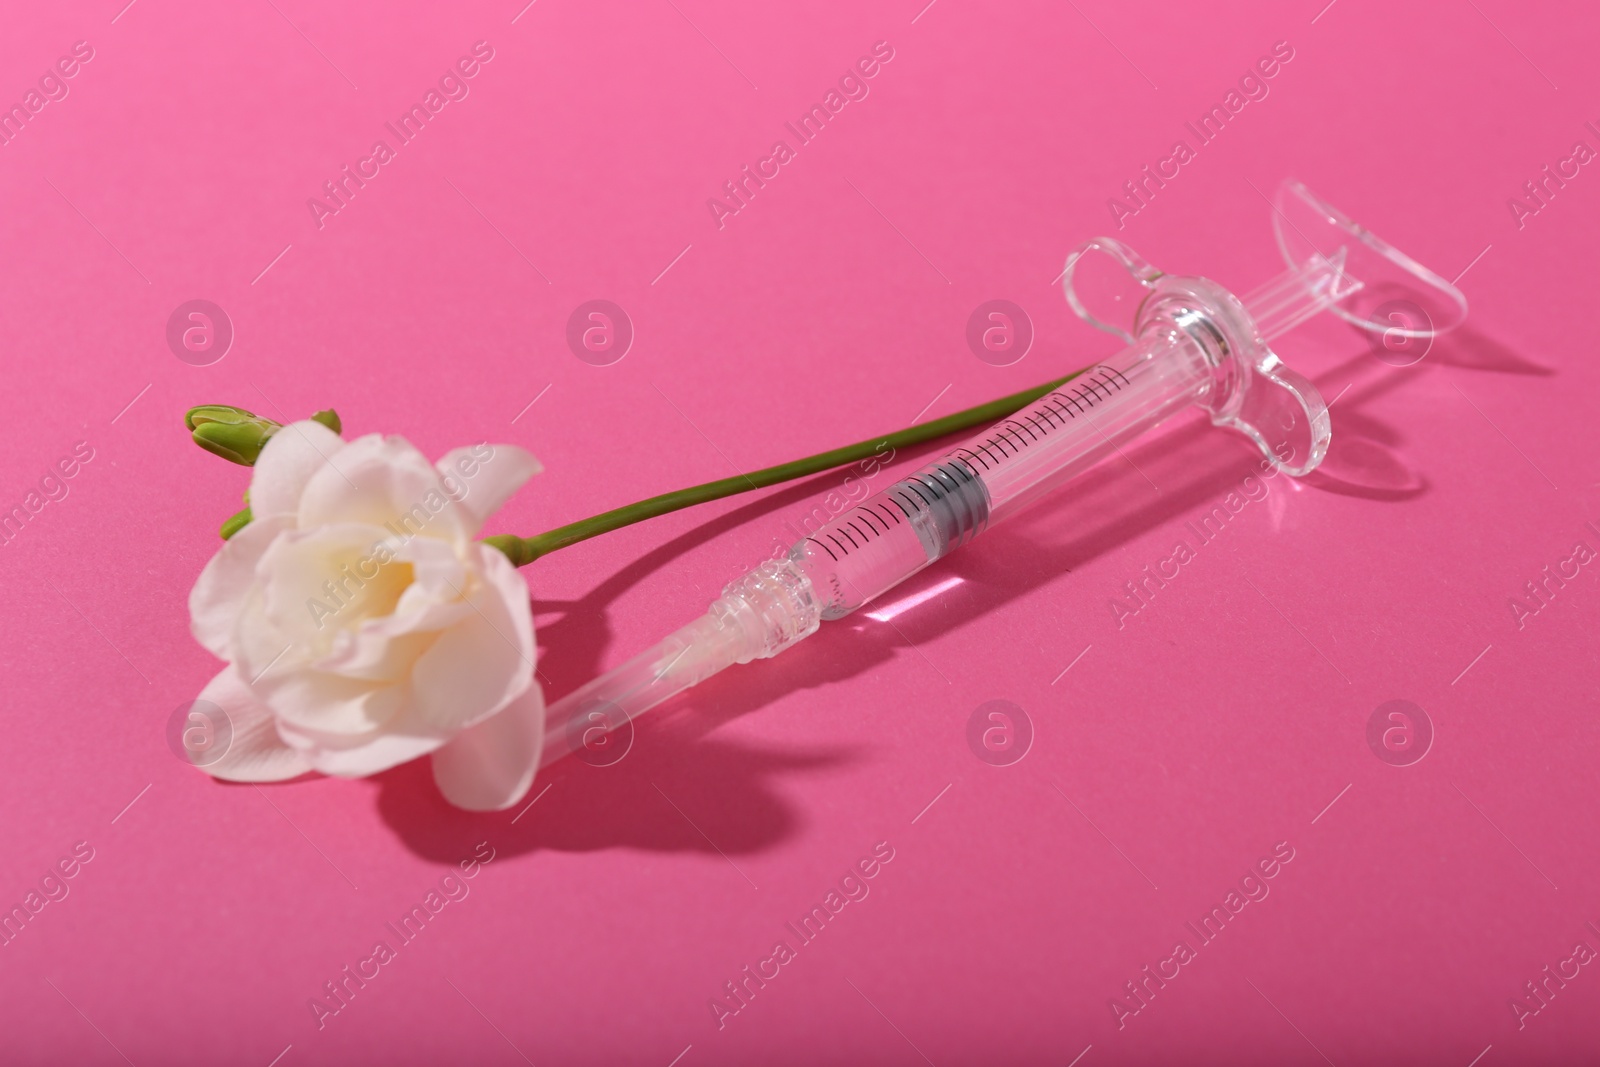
top-left (1002, 423), bottom-right (1034, 447)
top-left (943, 368), bottom-right (1135, 473)
top-left (805, 468), bottom-right (968, 563)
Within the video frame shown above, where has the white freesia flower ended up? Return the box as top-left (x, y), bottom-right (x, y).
top-left (187, 419), bottom-right (544, 811)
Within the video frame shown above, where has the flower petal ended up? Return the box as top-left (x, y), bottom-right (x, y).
top-left (407, 545), bottom-right (535, 733)
top-left (431, 682), bottom-right (544, 811)
top-left (192, 668), bottom-right (312, 782)
top-left (278, 715), bottom-right (448, 778)
top-left (253, 664), bottom-right (407, 738)
top-left (250, 419), bottom-right (345, 519)
top-left (189, 516), bottom-right (291, 658)
top-left (252, 522), bottom-right (416, 660)
top-left (309, 537), bottom-right (473, 680)
top-left (297, 433), bottom-right (472, 545)
top-left (435, 444), bottom-right (541, 533)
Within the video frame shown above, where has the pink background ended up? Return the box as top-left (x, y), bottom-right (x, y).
top-left (2, 0), bottom-right (1597, 1063)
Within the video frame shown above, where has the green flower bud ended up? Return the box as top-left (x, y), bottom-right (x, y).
top-left (185, 404), bottom-right (263, 432)
top-left (311, 409), bottom-right (342, 435)
top-left (187, 405), bottom-right (282, 466)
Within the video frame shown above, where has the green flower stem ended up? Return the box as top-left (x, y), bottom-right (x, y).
top-left (486, 366), bottom-right (1091, 567)
top-left (219, 505), bottom-right (253, 540)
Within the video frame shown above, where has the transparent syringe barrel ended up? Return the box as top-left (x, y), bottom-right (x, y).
top-left (789, 324), bottom-right (1213, 618)
top-left (964, 326), bottom-right (1211, 522)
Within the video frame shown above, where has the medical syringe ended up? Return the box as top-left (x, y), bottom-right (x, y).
top-left (540, 180), bottom-right (1467, 767)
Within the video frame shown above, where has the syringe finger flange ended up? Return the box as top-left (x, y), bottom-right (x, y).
top-left (1135, 273), bottom-right (1330, 474)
